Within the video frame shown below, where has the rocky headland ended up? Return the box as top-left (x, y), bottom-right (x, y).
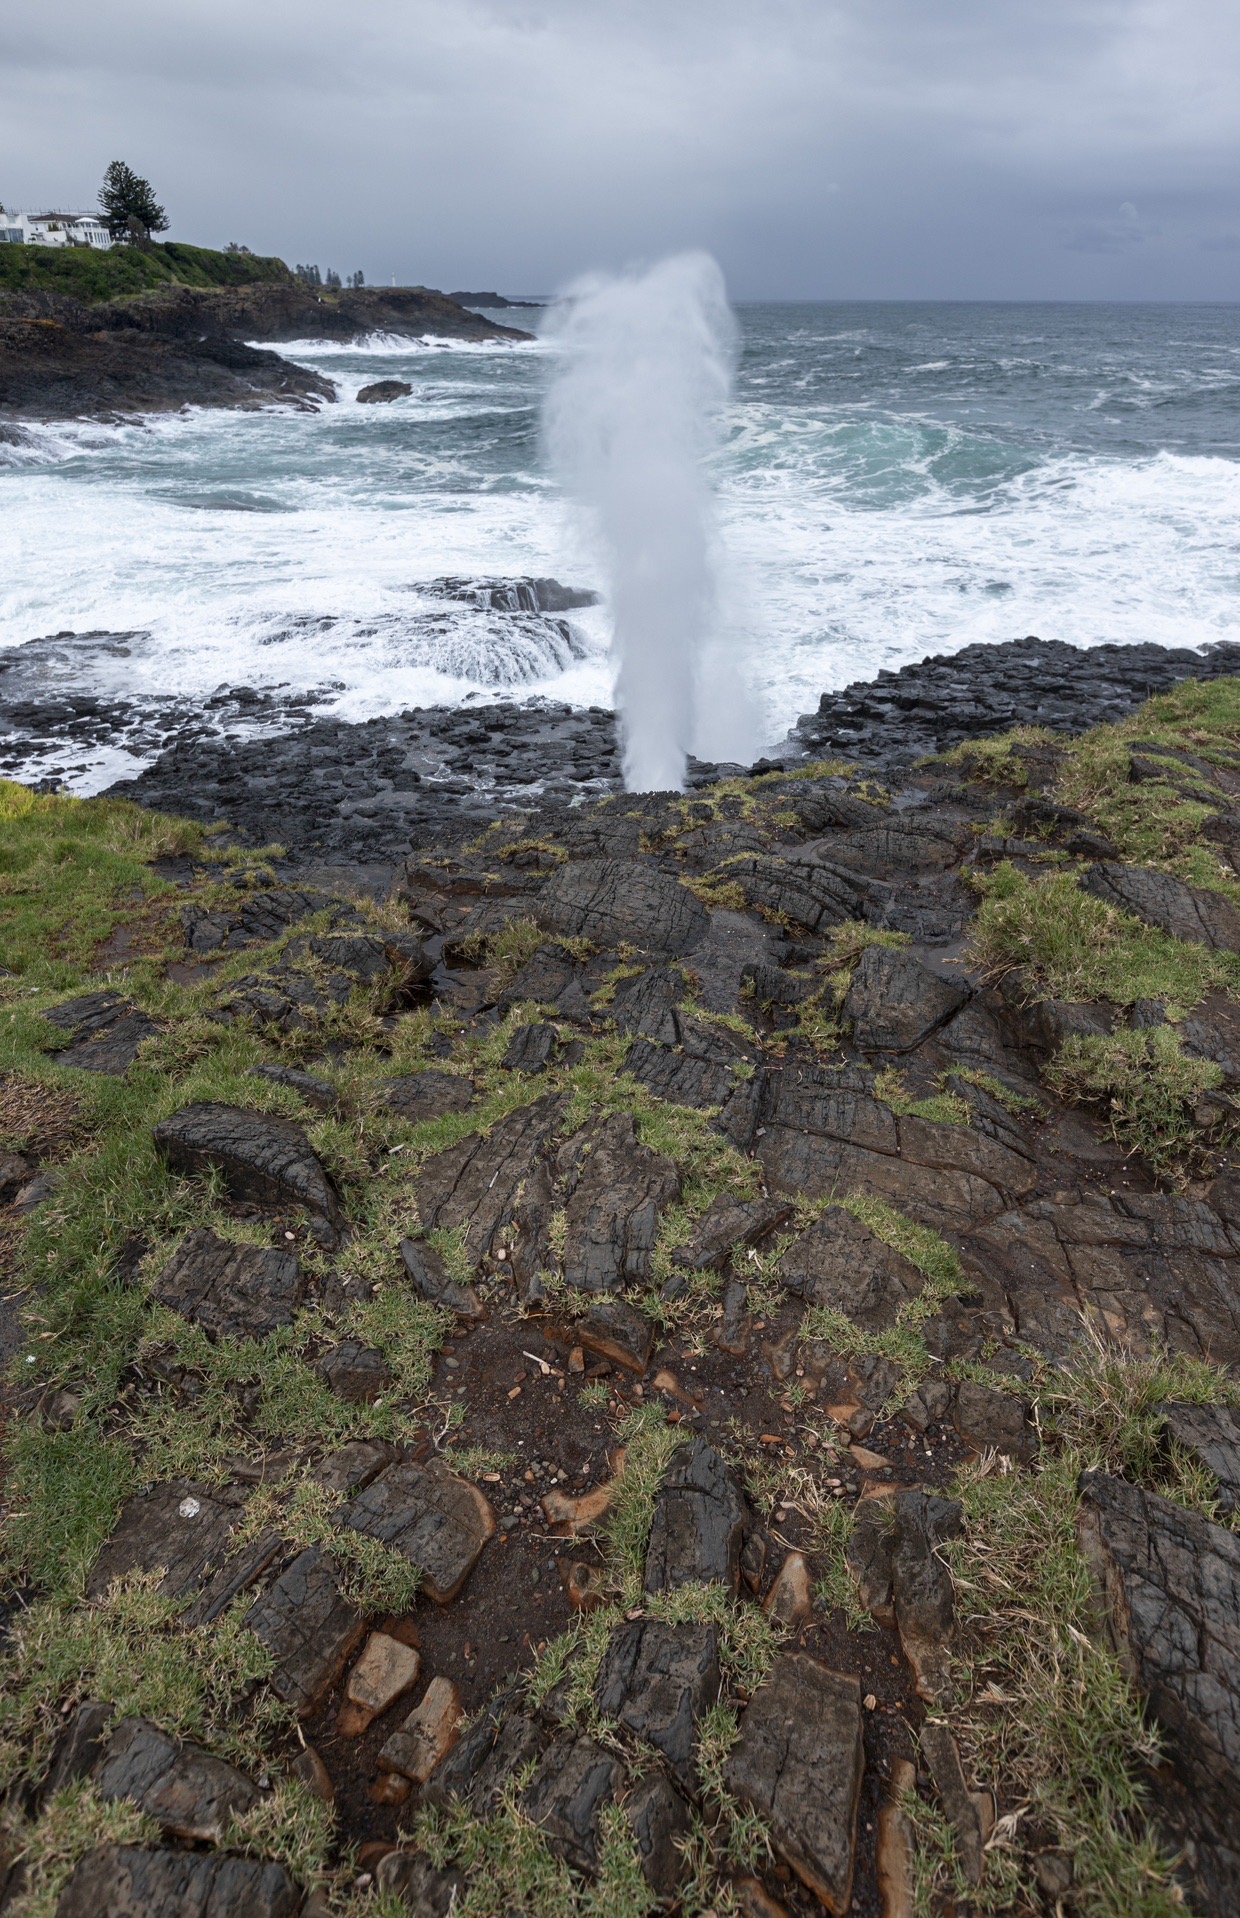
top-left (0, 283), bottom-right (526, 423)
top-left (2, 638), bottom-right (1240, 1918)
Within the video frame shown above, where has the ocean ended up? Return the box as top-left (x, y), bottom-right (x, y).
top-left (2, 300), bottom-right (1238, 791)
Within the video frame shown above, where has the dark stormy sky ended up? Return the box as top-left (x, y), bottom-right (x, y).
top-left (3, 0), bottom-right (1238, 300)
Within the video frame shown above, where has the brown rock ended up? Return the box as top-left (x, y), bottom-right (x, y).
top-left (290, 1742), bottom-right (335, 1805)
top-left (764, 1551), bottom-right (814, 1630)
top-left (245, 1546), bottom-right (367, 1717)
top-left (876, 1757), bottom-right (916, 1918)
top-left (576, 1298), bottom-right (656, 1374)
top-left (336, 1632), bottom-right (422, 1737)
top-left (377, 1676), bottom-right (464, 1783)
top-left (920, 1720), bottom-right (984, 1885)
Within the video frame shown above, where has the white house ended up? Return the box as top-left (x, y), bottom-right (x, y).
top-left (0, 209), bottom-right (113, 248)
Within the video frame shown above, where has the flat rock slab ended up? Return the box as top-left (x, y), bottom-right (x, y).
top-left (88, 1481), bottom-right (243, 1604)
top-left (846, 1492), bottom-right (963, 1700)
top-left (429, 1688), bottom-right (548, 1814)
top-left (317, 1339), bottom-right (393, 1403)
top-left (779, 1205), bottom-right (924, 1331)
top-left (55, 1846), bottom-right (301, 1918)
top-left (41, 991), bottom-right (158, 1074)
top-left (153, 1103), bottom-right (346, 1247)
top-left (842, 945), bottom-right (969, 1053)
top-left (953, 1380), bottom-right (1038, 1462)
top-left (245, 1545), bottom-right (367, 1716)
top-left (502, 1021), bottom-right (563, 1073)
top-left (558, 1111), bottom-right (680, 1293)
top-left (383, 1070), bottom-right (476, 1125)
top-left (824, 817), bottom-right (967, 874)
top-left (520, 1733), bottom-right (625, 1875)
top-left (93, 1716), bottom-right (258, 1843)
top-left (1078, 1469), bottom-right (1240, 1913)
top-left (338, 1458), bottom-right (494, 1603)
top-left (595, 1617), bottom-right (720, 1782)
top-left (644, 1436), bottom-right (747, 1596)
top-left (724, 1652), bottom-right (864, 1914)
top-left (376, 1674), bottom-right (464, 1781)
top-left (416, 1092), bottom-right (564, 1265)
top-left (576, 1297), bottom-right (655, 1374)
top-left (673, 1194), bottom-right (792, 1271)
top-left (609, 966), bottom-right (686, 1042)
top-left (1158, 1401), bottom-right (1240, 1513)
top-left (151, 1228), bottom-right (304, 1342)
top-left (1082, 861), bottom-right (1240, 952)
top-left (537, 857), bottom-right (709, 956)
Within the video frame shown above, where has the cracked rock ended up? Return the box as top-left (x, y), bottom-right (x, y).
top-left (520, 1733), bottom-right (624, 1876)
top-left (317, 1340), bottom-right (393, 1404)
top-left (1082, 861), bottom-right (1240, 952)
top-left (1157, 1401), bottom-right (1240, 1513)
top-left (41, 991), bottom-right (158, 1074)
top-left (245, 1545), bottom-right (367, 1716)
top-left (1078, 1470), bottom-right (1240, 1914)
top-left (778, 1205), bottom-right (924, 1331)
top-left (54, 1846), bottom-right (301, 1918)
top-left (337, 1459), bottom-right (495, 1603)
top-left (377, 1676), bottom-right (464, 1781)
top-left (93, 1716), bottom-right (259, 1844)
top-left (595, 1618), bottom-right (720, 1782)
top-left (558, 1111), bottom-right (680, 1293)
top-left (644, 1437), bottom-right (747, 1596)
top-left (88, 1481), bottom-right (243, 1605)
top-left (152, 1228), bottom-right (304, 1342)
top-left (952, 1380), bottom-right (1038, 1462)
top-left (153, 1103), bottom-right (347, 1247)
top-left (416, 1092), bottom-right (563, 1264)
top-left (383, 1070), bottom-right (476, 1125)
top-left (576, 1298), bottom-right (656, 1374)
top-left (842, 945), bottom-right (969, 1053)
top-left (672, 1194), bottom-right (792, 1272)
top-left (724, 1652), bottom-right (864, 1914)
top-left (399, 1236), bottom-right (484, 1320)
top-left (374, 1851), bottom-right (468, 1917)
top-left (537, 857), bottom-right (709, 956)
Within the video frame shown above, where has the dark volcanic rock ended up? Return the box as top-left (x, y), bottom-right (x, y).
top-left (152, 1102), bottom-right (346, 1246)
top-left (847, 1492), bottom-right (963, 1701)
top-left (383, 1069), bottom-right (476, 1124)
top-left (88, 1481), bottom-right (242, 1603)
top-left (1081, 861), bottom-right (1240, 951)
top-left (626, 1771), bottom-right (695, 1899)
top-left (824, 816), bottom-right (967, 874)
top-left (558, 1112), bottom-right (680, 1293)
top-left (672, 1193), bottom-right (792, 1271)
top-left (575, 1298), bottom-right (656, 1374)
top-left (250, 1063), bottom-right (341, 1112)
top-left (357, 379), bottom-right (413, 403)
top-left (1157, 1401), bottom-right (1240, 1513)
top-left (724, 1652), bottom-right (864, 1914)
top-left (54, 1845), bottom-right (301, 1918)
top-left (337, 1458), bottom-right (494, 1603)
top-left (842, 945), bottom-right (969, 1052)
top-left (93, 1716), bottom-right (258, 1843)
top-left (399, 1236), bottom-right (484, 1319)
top-left (502, 1020), bottom-right (563, 1074)
top-left (644, 1437), bottom-right (747, 1596)
top-left (40, 990), bottom-right (157, 1074)
top-left (537, 857), bottom-right (709, 955)
top-left (595, 1617), bottom-right (720, 1782)
top-left (429, 1686), bottom-right (548, 1813)
top-left (151, 1228), bottom-right (304, 1341)
top-left (317, 1339), bottom-right (393, 1403)
top-left (952, 1379), bottom-right (1038, 1462)
top-left (416, 1092), bottom-right (563, 1265)
top-left (778, 1205), bottom-right (924, 1330)
top-left (720, 855), bottom-right (869, 933)
top-left (374, 1850), bottom-right (468, 1915)
top-left (1078, 1471), bottom-right (1240, 1915)
top-left (245, 1545), bottom-right (367, 1716)
top-left (520, 1734), bottom-right (624, 1875)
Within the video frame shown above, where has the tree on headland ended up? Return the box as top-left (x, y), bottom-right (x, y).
top-left (99, 162), bottom-right (169, 243)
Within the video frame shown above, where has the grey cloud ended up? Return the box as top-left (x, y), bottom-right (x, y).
top-left (1, 0), bottom-right (1238, 298)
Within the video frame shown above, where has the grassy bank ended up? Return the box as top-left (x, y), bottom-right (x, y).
top-left (0, 241), bottom-right (293, 303)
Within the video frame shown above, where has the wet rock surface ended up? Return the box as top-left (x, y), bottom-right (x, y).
top-left (151, 1227), bottom-right (305, 1341)
top-left (54, 1845), bottom-right (302, 1918)
top-left (39, 990), bottom-right (158, 1073)
top-left (725, 1653), bottom-right (865, 1913)
top-left (644, 1438), bottom-right (747, 1595)
top-left (1079, 1471), bottom-right (1240, 1914)
top-left (153, 1102), bottom-right (347, 1246)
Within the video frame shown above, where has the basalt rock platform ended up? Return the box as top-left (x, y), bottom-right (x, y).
top-left (4, 645), bottom-right (1240, 1917)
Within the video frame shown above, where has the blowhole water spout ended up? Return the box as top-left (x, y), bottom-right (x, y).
top-left (543, 252), bottom-right (738, 792)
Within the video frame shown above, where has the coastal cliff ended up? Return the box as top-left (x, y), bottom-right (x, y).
top-left (0, 283), bottom-right (528, 423)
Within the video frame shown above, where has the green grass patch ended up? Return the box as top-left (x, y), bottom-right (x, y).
top-left (1045, 1024), bottom-right (1231, 1180)
top-left (939, 725), bottom-right (1060, 789)
top-left (798, 1194), bottom-right (968, 1393)
top-left (968, 861), bottom-right (1240, 1009)
top-left (0, 239), bottom-right (292, 302)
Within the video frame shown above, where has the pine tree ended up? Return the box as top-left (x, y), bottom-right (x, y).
top-left (99, 162), bottom-right (169, 242)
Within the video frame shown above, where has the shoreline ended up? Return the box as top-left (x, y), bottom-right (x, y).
top-left (3, 630), bottom-right (1237, 872)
